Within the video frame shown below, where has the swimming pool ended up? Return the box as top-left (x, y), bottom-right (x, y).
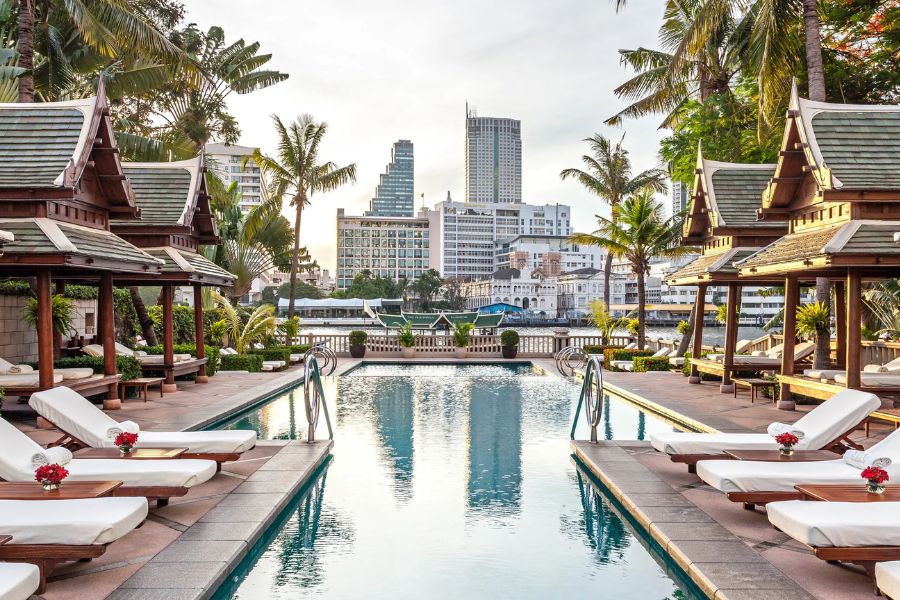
top-left (214, 363), bottom-right (700, 599)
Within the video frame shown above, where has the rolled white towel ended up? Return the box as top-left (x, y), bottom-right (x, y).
top-left (134, 350), bottom-right (148, 358)
top-left (843, 449), bottom-right (892, 470)
top-left (751, 350), bottom-right (767, 356)
top-left (767, 422), bottom-right (806, 439)
top-left (106, 420), bottom-right (140, 440)
top-left (864, 364), bottom-right (889, 373)
top-left (31, 446), bottom-right (73, 468)
top-left (7, 364), bottom-right (33, 374)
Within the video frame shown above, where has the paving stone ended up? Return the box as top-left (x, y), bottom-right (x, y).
top-left (652, 522), bottom-right (736, 542)
top-left (246, 469), bottom-right (305, 483)
top-left (607, 480), bottom-right (675, 494)
top-left (215, 492), bottom-right (286, 508)
top-left (715, 589), bottom-right (817, 600)
top-left (694, 561), bottom-right (802, 590)
top-left (640, 505), bottom-right (715, 523)
top-left (670, 541), bottom-right (766, 564)
top-left (107, 590), bottom-right (202, 600)
top-left (119, 561), bottom-right (228, 589)
top-left (232, 480), bottom-right (301, 494)
top-left (199, 505), bottom-right (277, 523)
top-left (150, 540), bottom-right (246, 564)
top-left (624, 493), bottom-right (695, 507)
top-left (178, 521), bottom-right (261, 542)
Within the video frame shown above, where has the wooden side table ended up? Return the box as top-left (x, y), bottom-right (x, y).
top-left (724, 450), bottom-right (837, 462)
top-left (732, 377), bottom-right (776, 403)
top-left (795, 484), bottom-right (900, 502)
top-left (0, 481), bottom-right (122, 499)
top-left (76, 448), bottom-right (187, 459)
top-left (120, 377), bottom-right (165, 402)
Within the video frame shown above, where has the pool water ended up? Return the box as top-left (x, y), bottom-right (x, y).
top-left (214, 363), bottom-right (698, 600)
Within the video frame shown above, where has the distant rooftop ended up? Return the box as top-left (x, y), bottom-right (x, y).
top-left (205, 143), bottom-right (257, 156)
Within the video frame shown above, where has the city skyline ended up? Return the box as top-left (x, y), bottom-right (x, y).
top-left (183, 0), bottom-right (669, 272)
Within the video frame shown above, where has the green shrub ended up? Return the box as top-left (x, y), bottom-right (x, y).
top-left (453, 323), bottom-right (474, 348)
top-left (583, 344), bottom-right (622, 355)
top-left (48, 355), bottom-right (143, 382)
top-left (220, 354), bottom-right (264, 372)
top-left (676, 320), bottom-right (690, 335)
top-left (349, 330), bottom-right (368, 346)
top-left (602, 347), bottom-right (653, 370)
top-left (397, 323), bottom-right (415, 348)
top-left (148, 304), bottom-right (196, 344)
top-left (288, 344), bottom-right (310, 354)
top-left (250, 346), bottom-right (291, 370)
top-left (681, 351), bottom-right (718, 380)
top-left (140, 343), bottom-right (220, 376)
top-left (633, 356), bottom-right (671, 372)
top-left (500, 330), bottom-right (519, 346)
top-left (0, 280), bottom-right (32, 296)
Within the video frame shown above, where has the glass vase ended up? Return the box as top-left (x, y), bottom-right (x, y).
top-left (779, 446), bottom-right (794, 457)
top-left (867, 481), bottom-right (886, 495)
top-left (41, 480), bottom-right (61, 491)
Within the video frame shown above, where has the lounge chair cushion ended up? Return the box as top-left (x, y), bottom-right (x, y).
top-left (55, 367), bottom-right (95, 381)
top-left (668, 357), bottom-right (685, 367)
top-left (0, 497), bottom-right (147, 546)
top-left (0, 417), bottom-right (216, 488)
top-left (0, 373), bottom-right (63, 387)
top-left (876, 562), bottom-right (900, 600)
top-left (834, 373), bottom-right (900, 387)
top-left (0, 562), bottom-right (40, 600)
top-left (768, 501), bottom-right (900, 548)
top-left (651, 389), bottom-right (880, 456)
top-left (803, 369), bottom-right (845, 380)
top-left (82, 344), bottom-right (104, 358)
top-left (0, 358), bottom-right (32, 375)
top-left (30, 387), bottom-right (256, 455)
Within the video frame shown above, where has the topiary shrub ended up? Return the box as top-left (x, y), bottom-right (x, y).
top-left (250, 346), bottom-right (291, 369)
top-left (500, 330), bottom-right (519, 347)
top-left (349, 331), bottom-right (368, 346)
top-left (633, 356), bottom-right (671, 372)
top-left (603, 348), bottom-right (653, 371)
top-left (220, 354), bottom-right (264, 372)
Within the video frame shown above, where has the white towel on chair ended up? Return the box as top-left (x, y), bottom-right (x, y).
top-left (30, 446), bottom-right (72, 468)
top-left (767, 422), bottom-right (805, 439)
top-left (106, 420), bottom-right (140, 440)
top-left (843, 449), bottom-right (891, 470)
top-left (7, 364), bottom-right (33, 374)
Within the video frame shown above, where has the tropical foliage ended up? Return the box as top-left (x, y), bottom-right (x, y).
top-left (864, 279), bottom-right (900, 338)
top-left (587, 299), bottom-right (628, 345)
top-left (23, 294), bottom-right (75, 336)
top-left (211, 290), bottom-right (276, 354)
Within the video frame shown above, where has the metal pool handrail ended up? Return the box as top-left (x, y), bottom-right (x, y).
top-left (570, 355), bottom-right (604, 442)
top-left (303, 355), bottom-right (334, 442)
top-left (555, 345), bottom-right (587, 376)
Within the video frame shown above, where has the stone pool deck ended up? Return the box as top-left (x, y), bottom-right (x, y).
top-left (5, 365), bottom-right (333, 600)
top-left (576, 369), bottom-right (895, 600)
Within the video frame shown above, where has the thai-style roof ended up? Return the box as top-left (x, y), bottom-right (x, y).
top-left (0, 218), bottom-right (162, 273)
top-left (666, 248), bottom-right (760, 285)
top-left (736, 220), bottom-right (900, 276)
top-left (0, 90), bottom-right (136, 213)
top-left (375, 311), bottom-right (504, 329)
top-left (143, 247), bottom-right (235, 286)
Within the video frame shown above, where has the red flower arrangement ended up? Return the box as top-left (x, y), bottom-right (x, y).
top-left (115, 432), bottom-right (139, 453)
top-left (35, 463), bottom-right (69, 489)
top-left (862, 466), bottom-right (889, 484)
top-left (774, 432), bottom-right (799, 447)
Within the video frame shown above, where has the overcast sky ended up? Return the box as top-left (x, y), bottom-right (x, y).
top-left (185, 0), bottom-right (670, 272)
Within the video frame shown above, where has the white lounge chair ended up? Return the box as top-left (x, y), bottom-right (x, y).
top-left (30, 386), bottom-right (256, 465)
top-left (651, 389), bottom-right (881, 472)
top-left (877, 561), bottom-right (900, 599)
top-left (697, 421), bottom-right (900, 509)
top-left (0, 497), bottom-right (147, 593)
top-left (768, 500), bottom-right (900, 578)
top-left (0, 373), bottom-right (62, 388)
top-left (0, 417), bottom-right (216, 505)
top-left (0, 562), bottom-right (40, 600)
top-left (706, 339), bottom-right (753, 362)
top-left (83, 343), bottom-right (192, 364)
top-left (727, 341), bottom-right (815, 366)
top-left (805, 357), bottom-right (900, 384)
top-left (0, 356), bottom-right (91, 385)
top-left (611, 347), bottom-right (672, 371)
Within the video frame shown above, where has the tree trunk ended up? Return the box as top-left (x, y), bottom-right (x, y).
top-left (130, 286), bottom-right (158, 345)
top-left (287, 194), bottom-right (305, 319)
top-left (675, 300), bottom-right (696, 357)
top-left (814, 278), bottom-right (831, 368)
top-left (636, 270), bottom-right (646, 349)
top-left (17, 0), bottom-right (35, 102)
top-left (602, 252), bottom-right (612, 308)
top-left (802, 0), bottom-right (827, 102)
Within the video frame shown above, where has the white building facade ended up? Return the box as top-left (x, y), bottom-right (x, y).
top-left (495, 235), bottom-right (603, 276)
top-left (461, 269), bottom-right (558, 315)
top-left (205, 143), bottom-right (262, 214)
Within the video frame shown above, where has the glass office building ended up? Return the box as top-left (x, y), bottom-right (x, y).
top-left (367, 140), bottom-right (415, 217)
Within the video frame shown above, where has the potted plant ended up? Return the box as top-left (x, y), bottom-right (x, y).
top-left (349, 330), bottom-right (368, 358)
top-left (862, 464), bottom-right (889, 495)
top-left (115, 431), bottom-right (139, 455)
top-left (453, 323), bottom-right (473, 359)
top-left (774, 432), bottom-right (799, 457)
top-left (35, 463), bottom-right (69, 491)
top-left (500, 329), bottom-right (519, 359)
top-left (398, 323), bottom-right (416, 358)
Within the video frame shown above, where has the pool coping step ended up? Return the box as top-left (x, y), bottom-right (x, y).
top-left (107, 439), bottom-right (333, 600)
top-left (572, 440), bottom-right (816, 600)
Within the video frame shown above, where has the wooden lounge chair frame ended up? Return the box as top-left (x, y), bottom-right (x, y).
top-left (2, 374), bottom-right (120, 400)
top-left (669, 425), bottom-right (865, 473)
top-left (0, 475), bottom-right (186, 507)
top-left (0, 543), bottom-right (108, 593)
top-left (138, 357), bottom-right (208, 379)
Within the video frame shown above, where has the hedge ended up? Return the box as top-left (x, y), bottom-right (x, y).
top-left (603, 348), bottom-right (653, 371)
top-left (141, 343), bottom-right (220, 376)
top-left (250, 346), bottom-right (291, 370)
top-left (220, 354), bottom-right (264, 372)
top-left (633, 356), bottom-right (671, 372)
top-left (583, 344), bottom-right (622, 355)
top-left (288, 345), bottom-right (311, 354)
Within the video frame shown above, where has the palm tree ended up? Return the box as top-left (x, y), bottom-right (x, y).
top-left (569, 189), bottom-right (694, 348)
top-left (211, 290), bottom-right (276, 353)
top-left (560, 134), bottom-right (667, 307)
top-left (251, 114), bottom-right (357, 319)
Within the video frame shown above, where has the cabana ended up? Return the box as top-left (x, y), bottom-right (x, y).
top-left (375, 311), bottom-right (504, 333)
top-left (666, 150), bottom-right (787, 392)
top-left (111, 156), bottom-right (235, 392)
top-left (0, 88), bottom-right (163, 408)
top-left (736, 84), bottom-right (900, 408)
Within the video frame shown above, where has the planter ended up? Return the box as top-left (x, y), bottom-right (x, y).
top-left (455, 348), bottom-right (468, 359)
top-left (401, 347), bottom-right (415, 359)
top-left (502, 345), bottom-right (518, 359)
top-left (349, 345), bottom-right (366, 359)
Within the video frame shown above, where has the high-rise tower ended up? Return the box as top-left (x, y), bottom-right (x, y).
top-left (368, 140), bottom-right (414, 217)
top-left (464, 105), bottom-right (521, 204)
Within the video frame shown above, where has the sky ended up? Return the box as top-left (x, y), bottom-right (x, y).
top-left (185, 0), bottom-right (671, 272)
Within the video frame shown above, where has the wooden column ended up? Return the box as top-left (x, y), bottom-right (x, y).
top-left (161, 283), bottom-right (177, 393)
top-left (689, 283), bottom-right (707, 384)
top-left (99, 273), bottom-right (121, 410)
top-left (35, 269), bottom-right (55, 390)
top-left (53, 280), bottom-right (64, 357)
top-left (720, 283), bottom-right (741, 393)
top-left (834, 280), bottom-right (846, 369)
top-left (778, 276), bottom-right (800, 410)
top-left (193, 283), bottom-right (208, 383)
top-left (846, 271), bottom-right (862, 389)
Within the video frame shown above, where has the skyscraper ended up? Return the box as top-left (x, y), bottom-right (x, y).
top-left (205, 143), bottom-right (262, 214)
top-left (672, 180), bottom-right (690, 218)
top-left (367, 140), bottom-right (414, 217)
top-left (465, 106), bottom-right (522, 204)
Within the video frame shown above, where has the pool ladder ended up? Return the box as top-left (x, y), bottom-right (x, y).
top-left (570, 355), bottom-right (604, 443)
top-left (303, 355), bottom-right (334, 442)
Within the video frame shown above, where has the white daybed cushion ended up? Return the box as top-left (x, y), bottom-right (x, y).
top-left (768, 500), bottom-right (900, 548)
top-left (82, 344), bottom-right (105, 358)
top-left (0, 497), bottom-right (147, 546)
top-left (623, 342), bottom-right (637, 350)
top-left (0, 562), bottom-right (39, 600)
top-left (834, 373), bottom-right (900, 387)
top-left (289, 354), bottom-right (302, 363)
top-left (877, 562), bottom-right (900, 600)
top-left (650, 389), bottom-right (880, 455)
top-left (730, 355), bottom-right (782, 366)
top-left (669, 356), bottom-right (685, 367)
top-left (262, 361), bottom-right (285, 368)
top-left (803, 368), bottom-right (845, 380)
top-left (735, 339), bottom-right (752, 353)
top-left (610, 360), bottom-right (632, 369)
top-left (0, 373), bottom-right (63, 386)
top-left (29, 387), bottom-right (257, 455)
top-left (0, 417), bottom-right (216, 488)
top-left (652, 347), bottom-right (671, 358)
top-left (55, 367), bottom-right (95, 381)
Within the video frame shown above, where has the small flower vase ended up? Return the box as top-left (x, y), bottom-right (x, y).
top-left (867, 480), bottom-right (886, 495)
top-left (119, 445), bottom-right (134, 455)
top-left (780, 445), bottom-right (794, 457)
top-left (42, 480), bottom-right (61, 491)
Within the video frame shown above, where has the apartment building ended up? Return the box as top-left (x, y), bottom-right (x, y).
top-left (205, 143), bottom-right (262, 214)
